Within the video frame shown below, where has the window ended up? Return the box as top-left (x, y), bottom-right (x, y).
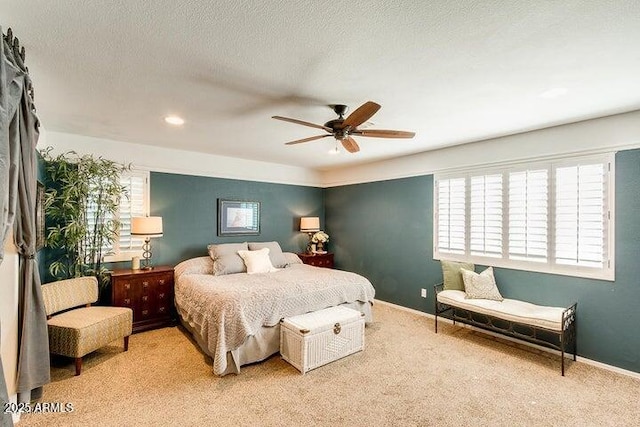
top-left (434, 154), bottom-right (614, 280)
top-left (102, 170), bottom-right (150, 262)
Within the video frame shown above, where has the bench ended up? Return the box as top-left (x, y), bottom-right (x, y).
top-left (434, 283), bottom-right (577, 375)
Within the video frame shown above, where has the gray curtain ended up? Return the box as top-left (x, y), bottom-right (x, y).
top-left (1, 27), bottom-right (50, 426)
top-left (13, 71), bottom-right (49, 401)
top-left (1, 25), bottom-right (16, 427)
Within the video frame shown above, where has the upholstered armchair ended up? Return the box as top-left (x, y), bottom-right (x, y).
top-left (41, 276), bottom-right (133, 376)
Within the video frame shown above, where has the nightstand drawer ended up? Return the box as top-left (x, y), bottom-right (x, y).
top-left (110, 266), bottom-right (175, 333)
top-left (297, 253), bottom-right (334, 269)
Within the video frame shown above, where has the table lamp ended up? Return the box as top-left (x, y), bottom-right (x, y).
top-left (131, 216), bottom-right (163, 270)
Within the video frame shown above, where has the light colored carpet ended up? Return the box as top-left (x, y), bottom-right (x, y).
top-left (18, 303), bottom-right (640, 427)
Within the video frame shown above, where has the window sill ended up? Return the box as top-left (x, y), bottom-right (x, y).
top-left (434, 253), bottom-right (614, 282)
top-left (103, 251), bottom-right (143, 263)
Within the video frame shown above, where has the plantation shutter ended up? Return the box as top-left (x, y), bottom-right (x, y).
top-left (86, 191), bottom-right (110, 253)
top-left (436, 177), bottom-right (466, 254)
top-left (508, 169), bottom-right (548, 262)
top-left (470, 174), bottom-right (503, 257)
top-left (555, 163), bottom-right (606, 268)
top-left (116, 172), bottom-right (147, 253)
top-left (434, 154), bottom-right (613, 280)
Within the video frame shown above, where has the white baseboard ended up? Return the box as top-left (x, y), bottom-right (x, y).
top-left (373, 298), bottom-right (640, 380)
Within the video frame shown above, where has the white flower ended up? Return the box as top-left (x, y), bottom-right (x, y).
top-left (311, 231), bottom-right (329, 243)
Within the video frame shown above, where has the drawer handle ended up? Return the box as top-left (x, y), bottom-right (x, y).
top-left (143, 281), bottom-right (149, 287)
top-left (159, 293), bottom-right (165, 299)
top-left (333, 323), bottom-right (341, 335)
top-left (124, 298), bottom-right (130, 305)
top-left (142, 296), bottom-right (148, 302)
top-left (159, 306), bottom-right (165, 313)
top-left (142, 310), bottom-right (149, 316)
top-left (159, 279), bottom-right (165, 285)
top-left (124, 283), bottom-right (130, 290)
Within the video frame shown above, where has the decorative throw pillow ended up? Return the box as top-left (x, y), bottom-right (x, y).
top-left (248, 241), bottom-right (287, 268)
top-left (237, 248), bottom-right (278, 274)
top-left (207, 242), bottom-right (248, 276)
top-left (461, 267), bottom-right (503, 301)
top-left (282, 252), bottom-right (303, 266)
top-left (441, 260), bottom-right (475, 291)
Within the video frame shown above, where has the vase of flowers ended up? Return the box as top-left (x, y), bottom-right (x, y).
top-left (311, 231), bottom-right (329, 253)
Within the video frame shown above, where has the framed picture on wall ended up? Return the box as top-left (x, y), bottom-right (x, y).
top-left (218, 199), bottom-right (261, 236)
top-left (35, 181), bottom-right (45, 250)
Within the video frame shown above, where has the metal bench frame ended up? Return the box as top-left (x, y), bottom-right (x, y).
top-left (434, 283), bottom-right (577, 376)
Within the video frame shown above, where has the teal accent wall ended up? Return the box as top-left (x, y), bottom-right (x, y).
top-left (148, 172), bottom-right (324, 266)
top-left (324, 149), bottom-right (640, 374)
top-left (324, 175), bottom-right (440, 307)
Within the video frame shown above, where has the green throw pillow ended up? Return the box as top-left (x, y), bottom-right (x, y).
top-left (441, 260), bottom-right (475, 291)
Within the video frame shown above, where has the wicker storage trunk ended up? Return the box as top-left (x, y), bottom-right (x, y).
top-left (280, 306), bottom-right (365, 374)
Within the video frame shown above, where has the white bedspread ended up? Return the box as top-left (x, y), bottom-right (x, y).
top-left (175, 263), bottom-right (375, 375)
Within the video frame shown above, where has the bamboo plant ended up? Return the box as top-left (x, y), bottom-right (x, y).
top-left (41, 148), bottom-right (130, 288)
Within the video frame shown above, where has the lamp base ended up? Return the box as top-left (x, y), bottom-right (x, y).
top-left (141, 238), bottom-right (154, 270)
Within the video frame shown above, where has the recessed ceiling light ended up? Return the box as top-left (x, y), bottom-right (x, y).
top-left (164, 115), bottom-right (185, 126)
top-left (538, 88), bottom-right (568, 99)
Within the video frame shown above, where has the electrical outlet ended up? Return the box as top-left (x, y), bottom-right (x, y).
top-left (420, 288), bottom-right (427, 298)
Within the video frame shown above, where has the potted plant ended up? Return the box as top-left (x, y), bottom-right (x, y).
top-left (41, 148), bottom-right (129, 295)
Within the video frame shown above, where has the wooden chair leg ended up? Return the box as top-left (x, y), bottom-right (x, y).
top-left (124, 335), bottom-right (130, 352)
top-left (75, 357), bottom-right (82, 376)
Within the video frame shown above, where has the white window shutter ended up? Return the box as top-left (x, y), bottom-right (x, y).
top-left (508, 169), bottom-right (548, 262)
top-left (117, 172), bottom-right (148, 252)
top-left (435, 155), bottom-right (612, 280)
top-left (470, 174), bottom-right (503, 257)
top-left (555, 163), bottom-right (605, 268)
top-left (436, 178), bottom-right (466, 255)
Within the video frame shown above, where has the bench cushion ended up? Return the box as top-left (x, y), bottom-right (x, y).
top-left (48, 306), bottom-right (133, 358)
top-left (437, 290), bottom-right (565, 331)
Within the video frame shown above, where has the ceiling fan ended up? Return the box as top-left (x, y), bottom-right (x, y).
top-left (272, 101), bottom-right (415, 153)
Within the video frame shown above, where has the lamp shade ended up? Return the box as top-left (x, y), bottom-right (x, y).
top-left (300, 217), bottom-right (320, 233)
top-left (131, 216), bottom-right (163, 238)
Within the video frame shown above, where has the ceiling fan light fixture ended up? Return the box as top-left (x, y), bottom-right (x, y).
top-left (164, 115), bottom-right (185, 126)
top-left (273, 101), bottom-right (414, 154)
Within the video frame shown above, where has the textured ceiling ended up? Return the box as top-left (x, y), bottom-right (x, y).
top-left (2, 0), bottom-right (640, 170)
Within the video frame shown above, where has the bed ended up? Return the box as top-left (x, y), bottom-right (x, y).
top-left (174, 247), bottom-right (375, 376)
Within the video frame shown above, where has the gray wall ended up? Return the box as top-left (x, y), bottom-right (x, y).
top-left (149, 172), bottom-right (324, 266)
top-left (324, 149), bottom-right (640, 374)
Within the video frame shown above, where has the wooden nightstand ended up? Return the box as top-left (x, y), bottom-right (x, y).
top-left (110, 266), bottom-right (175, 333)
top-left (297, 252), bottom-right (334, 269)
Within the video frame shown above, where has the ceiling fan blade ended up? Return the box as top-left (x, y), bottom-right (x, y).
top-left (341, 101), bottom-right (381, 129)
top-left (272, 116), bottom-right (331, 132)
top-left (352, 129), bottom-right (416, 138)
top-left (341, 136), bottom-right (360, 153)
top-left (284, 134), bottom-right (332, 145)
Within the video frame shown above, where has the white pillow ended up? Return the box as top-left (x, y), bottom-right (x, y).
top-left (237, 248), bottom-right (278, 274)
top-left (461, 267), bottom-right (503, 301)
top-left (248, 241), bottom-right (287, 268)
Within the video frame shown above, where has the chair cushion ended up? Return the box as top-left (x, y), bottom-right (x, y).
top-left (48, 306), bottom-right (133, 358)
top-left (42, 277), bottom-right (99, 316)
